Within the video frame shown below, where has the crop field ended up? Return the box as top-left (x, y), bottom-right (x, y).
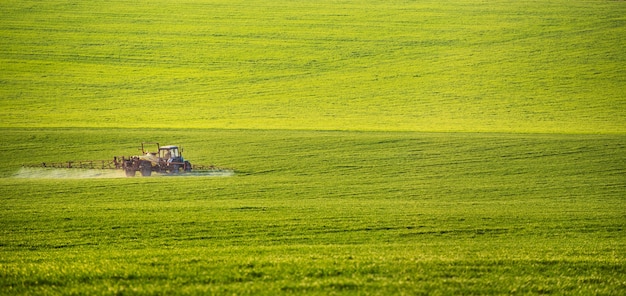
top-left (1, 0), bottom-right (625, 295)
top-left (1, 129), bottom-right (624, 294)
top-left (1, 0), bottom-right (625, 133)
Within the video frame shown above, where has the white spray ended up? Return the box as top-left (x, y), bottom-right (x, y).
top-left (12, 167), bottom-right (235, 179)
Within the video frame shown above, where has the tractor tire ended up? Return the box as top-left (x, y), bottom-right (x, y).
top-left (184, 161), bottom-right (192, 172)
top-left (140, 162), bottom-right (152, 176)
top-left (125, 169), bottom-right (136, 177)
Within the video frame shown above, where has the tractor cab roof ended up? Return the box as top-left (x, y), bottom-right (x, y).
top-left (159, 145), bottom-right (179, 150)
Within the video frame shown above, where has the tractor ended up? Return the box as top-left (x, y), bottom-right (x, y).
top-left (115, 143), bottom-right (192, 177)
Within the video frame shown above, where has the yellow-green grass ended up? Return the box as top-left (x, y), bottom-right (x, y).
top-left (1, 0), bottom-right (625, 294)
top-left (1, 128), bottom-right (625, 294)
top-left (1, 0), bottom-right (624, 132)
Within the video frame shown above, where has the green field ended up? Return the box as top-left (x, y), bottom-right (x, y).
top-left (1, 0), bottom-right (625, 133)
top-left (1, 0), bottom-right (625, 295)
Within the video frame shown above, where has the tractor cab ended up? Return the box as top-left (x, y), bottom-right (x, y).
top-left (158, 145), bottom-right (182, 162)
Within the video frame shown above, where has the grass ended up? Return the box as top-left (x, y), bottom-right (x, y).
top-left (1, 128), bottom-right (625, 294)
top-left (0, 0), bottom-right (624, 132)
top-left (0, 0), bottom-right (625, 294)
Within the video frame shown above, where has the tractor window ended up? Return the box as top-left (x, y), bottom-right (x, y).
top-left (163, 150), bottom-right (172, 159)
top-left (160, 148), bottom-right (179, 159)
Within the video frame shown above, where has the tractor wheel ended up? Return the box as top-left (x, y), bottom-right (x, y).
top-left (184, 161), bottom-right (192, 172)
top-left (140, 162), bottom-right (152, 176)
top-left (125, 169), bottom-right (136, 177)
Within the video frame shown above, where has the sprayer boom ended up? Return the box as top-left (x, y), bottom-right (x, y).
top-left (21, 143), bottom-right (232, 177)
